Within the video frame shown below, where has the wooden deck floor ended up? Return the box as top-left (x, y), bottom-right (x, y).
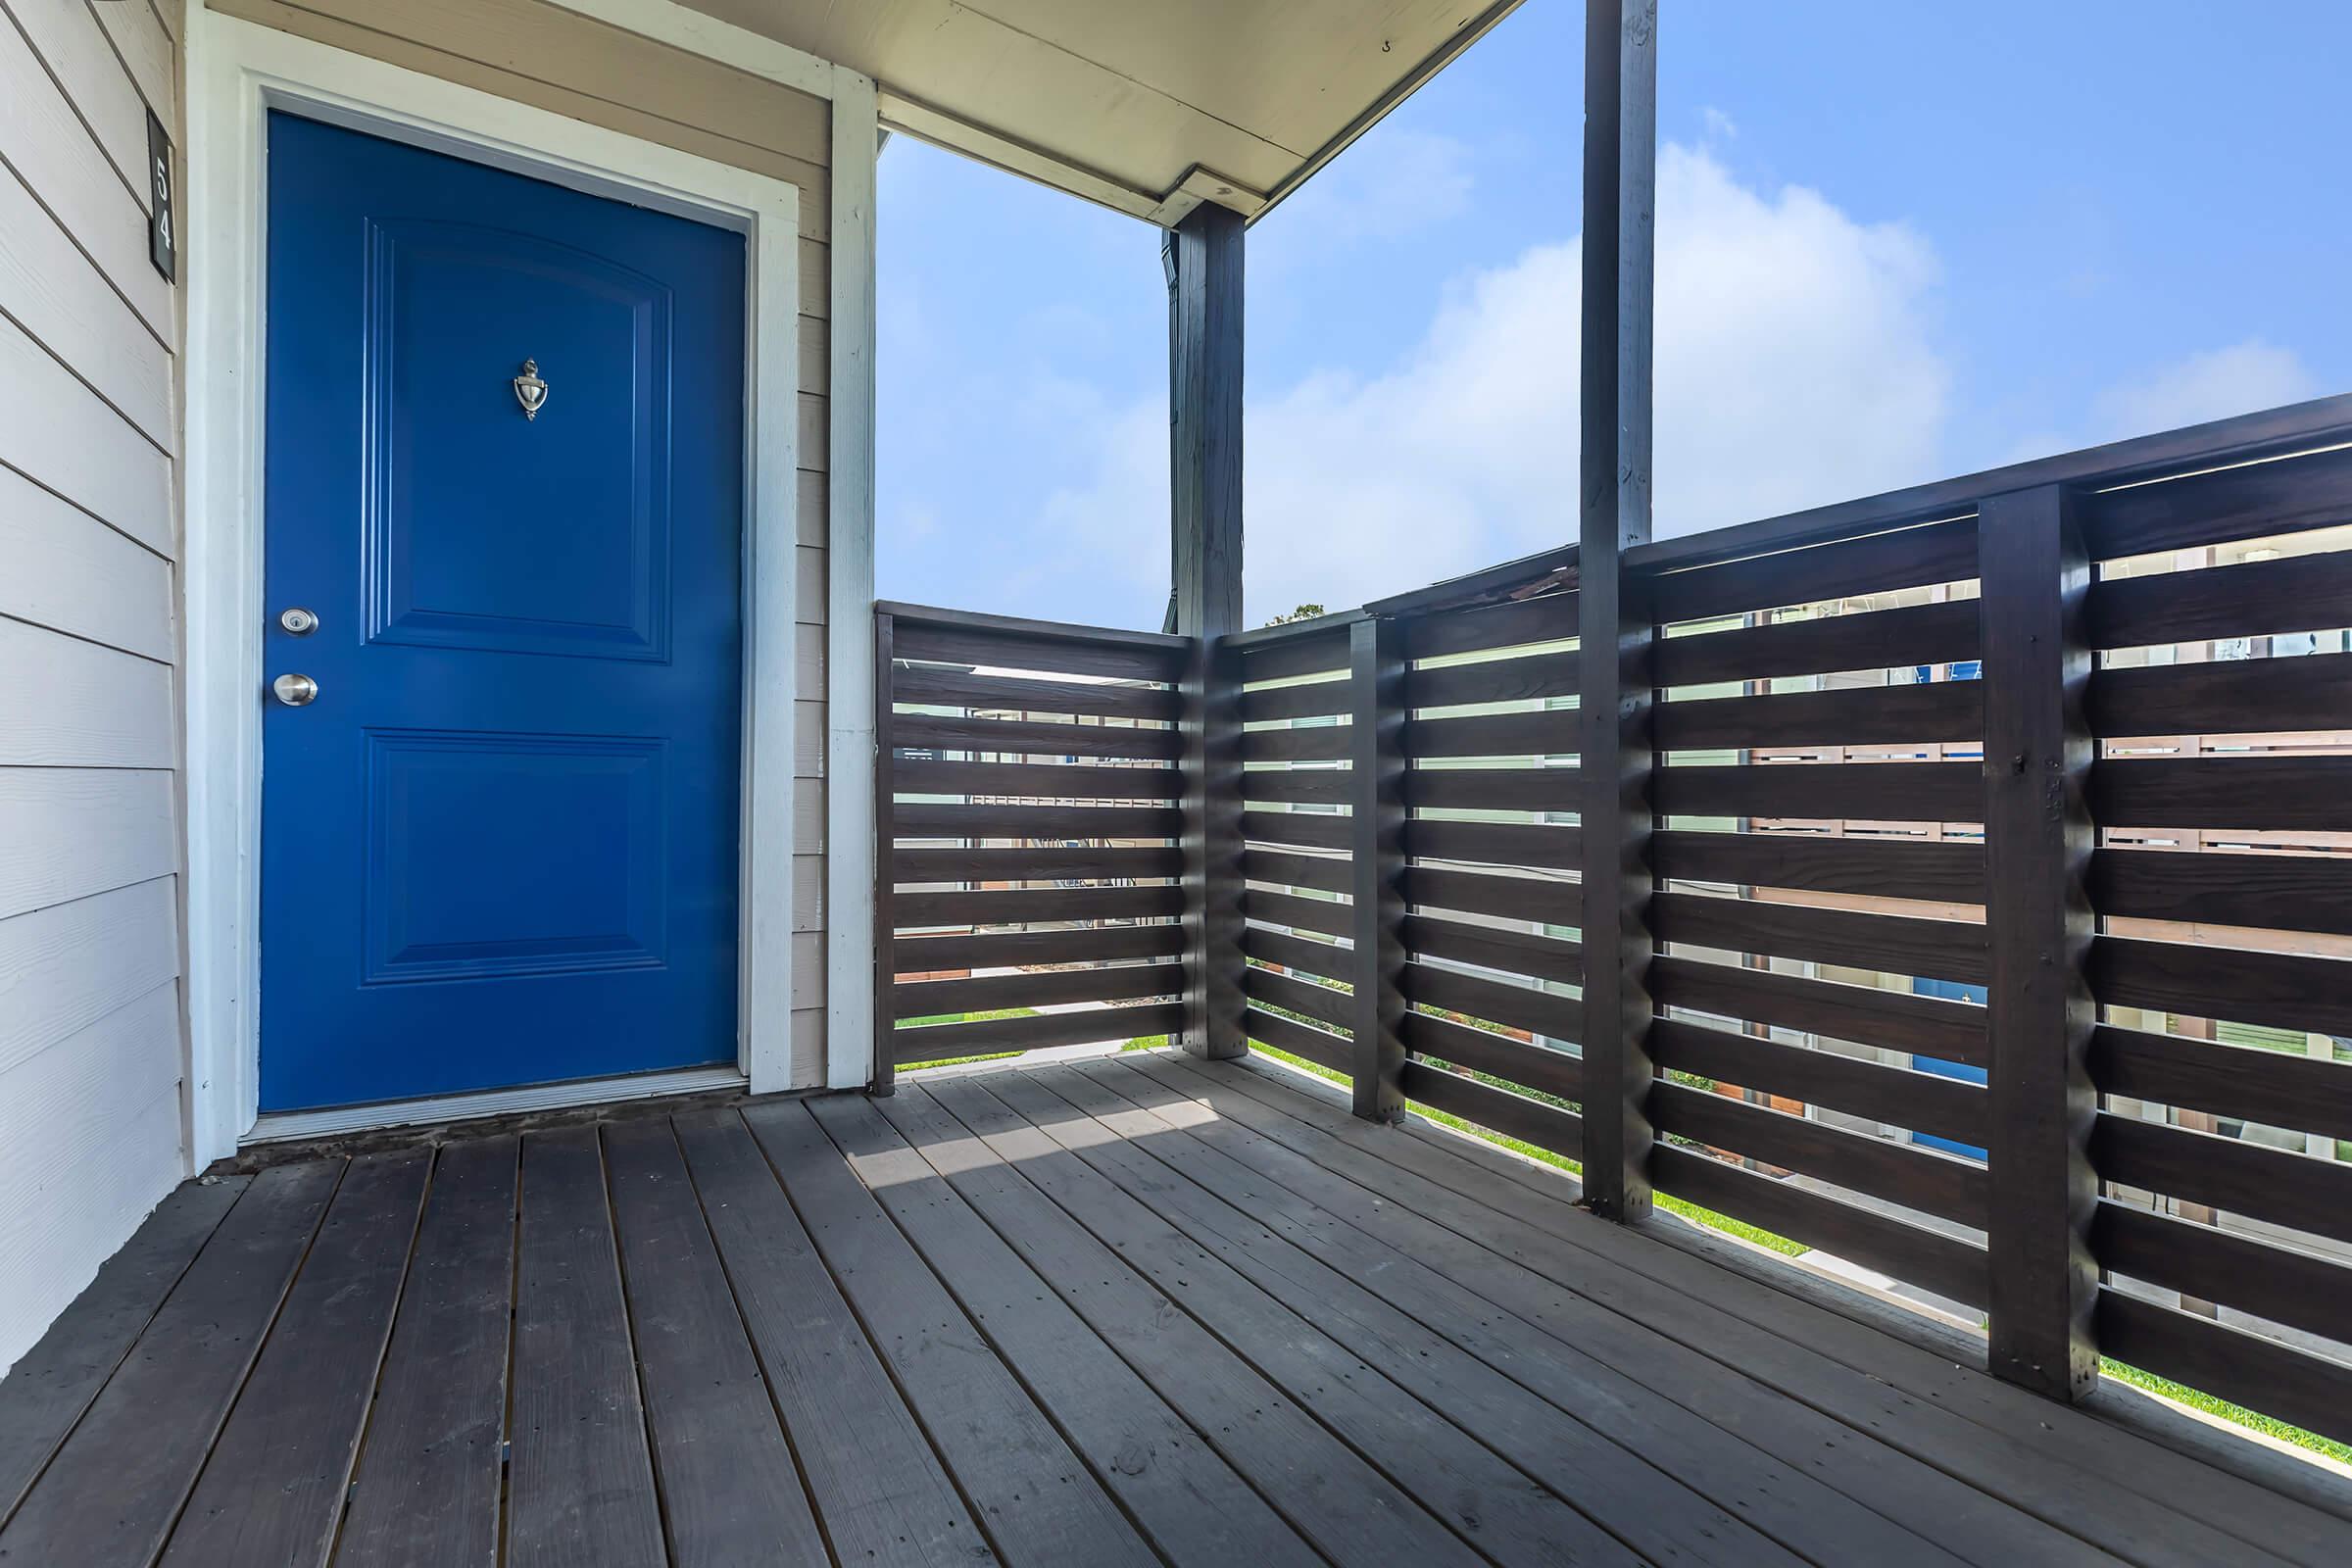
top-left (4, 1052), bottom-right (2350, 1567)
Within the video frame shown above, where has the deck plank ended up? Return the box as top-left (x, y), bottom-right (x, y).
top-left (1124, 1054), bottom-right (2117, 1566)
top-left (888, 1076), bottom-right (1491, 1568)
top-left (507, 1128), bottom-right (666, 1568)
top-left (9, 1056), bottom-right (2344, 1568)
top-left (814, 1091), bottom-right (1325, 1568)
top-left (1048, 1056), bottom-right (1961, 1568)
top-left (670, 1107), bottom-right (992, 1567)
top-left (916, 1074), bottom-right (1621, 1568)
top-left (0, 1174), bottom-right (246, 1524)
top-left (603, 1117), bottom-right (830, 1567)
top-left (987, 1064), bottom-right (1769, 1562)
top-left (333, 1136), bottom-right (517, 1568)
top-left (162, 1152), bottom-right (430, 1567)
top-left (1217, 1053), bottom-right (2352, 1563)
top-left (1306, 1047), bottom-right (2352, 1566)
top-left (746, 1099), bottom-right (1159, 1567)
top-left (0, 1159), bottom-right (343, 1566)
top-left (1155, 1054), bottom-right (2292, 1568)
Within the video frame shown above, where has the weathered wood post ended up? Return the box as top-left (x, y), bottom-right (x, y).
top-left (1349, 614), bottom-right (1407, 1119)
top-left (1979, 483), bottom-right (2101, 1398)
top-left (1576, 0), bottom-right (1660, 1220)
top-left (1169, 203), bottom-right (1248, 1059)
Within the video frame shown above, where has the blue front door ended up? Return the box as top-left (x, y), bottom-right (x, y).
top-left (259, 114), bottom-right (746, 1111)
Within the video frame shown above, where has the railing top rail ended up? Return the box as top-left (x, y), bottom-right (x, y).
top-left (1218, 607), bottom-right (1369, 652)
top-left (1365, 543), bottom-right (1580, 617)
top-left (1214, 550), bottom-right (1579, 654)
top-left (1629, 391), bottom-right (2352, 576)
top-left (874, 599), bottom-right (1194, 652)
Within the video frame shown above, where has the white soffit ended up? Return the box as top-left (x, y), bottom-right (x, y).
top-left (678, 0), bottom-right (1523, 223)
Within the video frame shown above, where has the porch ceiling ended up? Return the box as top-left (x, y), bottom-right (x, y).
top-left (683, 0), bottom-right (1524, 221)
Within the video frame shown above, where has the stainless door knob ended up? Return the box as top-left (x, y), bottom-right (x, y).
top-left (271, 673), bottom-right (318, 707)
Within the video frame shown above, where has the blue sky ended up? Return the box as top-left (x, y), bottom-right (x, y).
top-left (874, 1), bottom-right (2346, 629)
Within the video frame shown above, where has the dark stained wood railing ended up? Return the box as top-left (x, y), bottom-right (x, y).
top-left (872, 605), bottom-right (1192, 1090)
top-left (1641, 494), bottom-right (1993, 1317)
top-left (2075, 437), bottom-right (2352, 1445)
top-left (877, 396), bottom-right (2352, 1450)
top-left (1394, 596), bottom-right (1586, 1150)
top-left (1229, 618), bottom-right (1356, 1080)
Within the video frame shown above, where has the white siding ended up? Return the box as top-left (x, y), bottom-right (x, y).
top-left (0, 0), bottom-right (186, 1378)
top-left (0, 985), bottom-right (183, 1371)
top-left (0, 771), bottom-right (177, 925)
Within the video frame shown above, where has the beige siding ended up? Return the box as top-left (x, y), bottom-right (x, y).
top-left (205, 0), bottom-right (840, 1084)
top-left (0, 0), bottom-right (185, 1375)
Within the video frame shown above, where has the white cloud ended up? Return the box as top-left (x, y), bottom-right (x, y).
top-left (1650, 147), bottom-right (1947, 543)
top-left (1037, 143), bottom-right (1952, 621)
top-left (2094, 340), bottom-right (2319, 437)
top-left (1031, 398), bottom-right (1170, 613)
top-left (1994, 339), bottom-right (2323, 468)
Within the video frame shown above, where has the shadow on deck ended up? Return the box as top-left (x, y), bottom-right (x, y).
top-left (4, 1050), bottom-right (2350, 1566)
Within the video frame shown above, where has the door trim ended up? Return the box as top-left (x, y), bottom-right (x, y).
top-left (184, 11), bottom-right (804, 1160)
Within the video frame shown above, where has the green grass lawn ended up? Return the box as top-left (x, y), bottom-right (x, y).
top-left (2101, 1359), bottom-right (2352, 1464)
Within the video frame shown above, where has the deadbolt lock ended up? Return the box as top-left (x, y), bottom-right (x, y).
top-left (279, 607), bottom-right (319, 636)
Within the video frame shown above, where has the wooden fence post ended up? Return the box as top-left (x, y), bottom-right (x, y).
top-left (1576, 0), bottom-right (1659, 1221)
top-left (870, 610), bottom-right (899, 1096)
top-left (1167, 202), bottom-right (1248, 1061)
top-left (1980, 482), bottom-right (2100, 1399)
top-left (1181, 636), bottom-right (1247, 1059)
top-left (1349, 615), bottom-right (1407, 1119)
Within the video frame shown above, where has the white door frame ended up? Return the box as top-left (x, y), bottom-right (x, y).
top-left (528, 1), bottom-right (884, 1099)
top-left (183, 10), bottom-right (804, 1160)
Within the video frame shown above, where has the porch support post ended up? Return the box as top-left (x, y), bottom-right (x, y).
top-left (1980, 483), bottom-right (2101, 1400)
top-left (1348, 614), bottom-right (1407, 1120)
top-left (1169, 203), bottom-right (1247, 1058)
top-left (1169, 202), bottom-right (1245, 637)
top-left (1576, 0), bottom-right (1659, 1221)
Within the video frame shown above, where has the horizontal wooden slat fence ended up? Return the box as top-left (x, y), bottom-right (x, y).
top-left (1261, 409), bottom-right (2352, 1445)
top-left (1640, 505), bottom-right (1997, 1311)
top-left (2078, 446), bottom-right (2352, 1445)
top-left (872, 606), bottom-right (1192, 1087)
top-left (1392, 595), bottom-right (1585, 1147)
top-left (1234, 621), bottom-right (1357, 1080)
top-left (876, 397), bottom-right (2352, 1447)
top-left (1228, 594), bottom-right (1589, 1144)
